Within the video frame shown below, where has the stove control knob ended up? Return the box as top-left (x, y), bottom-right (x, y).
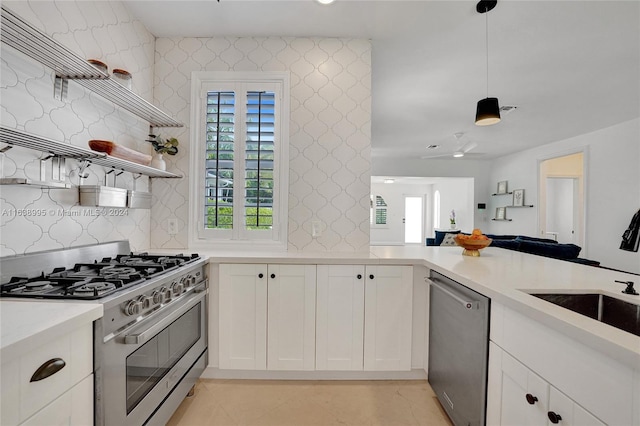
top-left (125, 300), bottom-right (141, 316)
top-left (171, 283), bottom-right (184, 296)
top-left (137, 295), bottom-right (150, 310)
top-left (189, 274), bottom-right (197, 285)
top-left (164, 286), bottom-right (172, 300)
top-left (180, 276), bottom-right (190, 289)
top-left (152, 290), bottom-right (166, 305)
top-left (171, 282), bottom-right (184, 296)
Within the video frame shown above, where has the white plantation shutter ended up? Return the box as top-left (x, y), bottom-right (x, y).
top-left (195, 74), bottom-right (288, 246)
top-left (205, 91), bottom-right (235, 230)
top-left (370, 195), bottom-right (388, 226)
top-left (244, 91), bottom-right (275, 230)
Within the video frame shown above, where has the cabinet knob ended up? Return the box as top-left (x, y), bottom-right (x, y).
top-left (258, 273), bottom-right (264, 278)
top-left (525, 394), bottom-right (538, 405)
top-left (357, 274), bottom-right (362, 279)
top-left (30, 358), bottom-right (66, 382)
top-left (271, 273), bottom-right (276, 279)
top-left (369, 274), bottom-right (374, 280)
top-left (547, 411), bottom-right (562, 424)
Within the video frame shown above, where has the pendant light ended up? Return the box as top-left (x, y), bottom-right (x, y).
top-left (475, 0), bottom-right (501, 126)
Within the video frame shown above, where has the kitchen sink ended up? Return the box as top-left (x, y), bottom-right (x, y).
top-left (528, 293), bottom-right (640, 337)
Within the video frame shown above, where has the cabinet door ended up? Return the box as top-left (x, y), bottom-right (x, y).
top-left (218, 264), bottom-right (267, 370)
top-left (21, 374), bottom-right (92, 426)
top-left (548, 387), bottom-right (605, 426)
top-left (497, 347), bottom-right (549, 426)
top-left (363, 265), bottom-right (413, 371)
top-left (267, 264), bottom-right (317, 370)
top-left (316, 265), bottom-right (365, 371)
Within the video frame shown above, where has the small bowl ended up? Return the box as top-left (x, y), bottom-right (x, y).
top-left (454, 236), bottom-right (492, 257)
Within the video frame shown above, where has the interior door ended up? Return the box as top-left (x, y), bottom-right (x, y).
top-left (404, 196), bottom-right (424, 244)
top-left (546, 177), bottom-right (577, 243)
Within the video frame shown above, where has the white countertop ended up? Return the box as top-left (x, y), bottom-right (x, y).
top-left (2, 245), bottom-right (636, 369)
top-left (155, 244), bottom-right (640, 368)
top-left (0, 300), bottom-right (102, 360)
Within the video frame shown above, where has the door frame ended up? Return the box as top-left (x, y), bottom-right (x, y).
top-left (537, 148), bottom-right (588, 255)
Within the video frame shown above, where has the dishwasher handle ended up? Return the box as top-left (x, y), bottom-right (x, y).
top-left (427, 278), bottom-right (478, 310)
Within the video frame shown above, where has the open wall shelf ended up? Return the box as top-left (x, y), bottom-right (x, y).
top-left (1, 5), bottom-right (183, 128)
top-left (0, 127), bottom-right (182, 181)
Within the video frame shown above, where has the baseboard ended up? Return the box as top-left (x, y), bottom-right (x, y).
top-left (201, 367), bottom-right (427, 380)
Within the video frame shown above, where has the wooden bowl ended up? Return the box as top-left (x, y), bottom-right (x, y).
top-left (454, 236), bottom-right (492, 257)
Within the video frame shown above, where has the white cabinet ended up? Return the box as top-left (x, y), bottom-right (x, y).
top-left (1, 323), bottom-right (93, 426)
top-left (363, 265), bottom-right (413, 371)
top-left (490, 302), bottom-right (634, 425)
top-left (218, 263), bottom-right (316, 371)
top-left (21, 375), bottom-right (93, 426)
top-left (218, 264), bottom-right (268, 370)
top-left (219, 263), bottom-right (413, 373)
top-left (488, 343), bottom-right (605, 426)
top-left (316, 265), bottom-right (413, 372)
top-left (316, 265), bottom-right (365, 371)
top-left (267, 264), bottom-right (317, 371)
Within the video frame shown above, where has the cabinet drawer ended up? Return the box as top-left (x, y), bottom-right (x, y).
top-left (1, 324), bottom-right (92, 424)
top-left (21, 374), bottom-right (93, 426)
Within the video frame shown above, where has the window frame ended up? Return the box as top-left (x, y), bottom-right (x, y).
top-left (189, 71), bottom-right (290, 250)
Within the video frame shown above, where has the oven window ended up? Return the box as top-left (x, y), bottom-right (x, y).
top-left (126, 303), bottom-right (201, 414)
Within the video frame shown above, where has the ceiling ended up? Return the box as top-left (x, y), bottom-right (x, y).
top-left (124, 0), bottom-right (640, 161)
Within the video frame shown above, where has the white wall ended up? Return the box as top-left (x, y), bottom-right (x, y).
top-left (0, 1), bottom-right (155, 255)
top-left (488, 118), bottom-right (640, 273)
top-left (370, 182), bottom-right (432, 245)
top-left (152, 37), bottom-right (372, 252)
top-left (370, 178), bottom-right (474, 245)
top-left (433, 178), bottom-right (475, 234)
top-left (372, 158), bottom-right (490, 232)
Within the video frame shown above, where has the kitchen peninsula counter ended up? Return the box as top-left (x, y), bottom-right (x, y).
top-left (156, 245), bottom-right (640, 368)
top-left (0, 300), bottom-right (102, 360)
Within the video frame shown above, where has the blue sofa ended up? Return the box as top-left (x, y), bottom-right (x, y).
top-left (427, 230), bottom-right (600, 266)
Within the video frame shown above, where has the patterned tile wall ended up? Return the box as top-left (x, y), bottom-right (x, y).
top-left (153, 37), bottom-right (372, 252)
top-left (0, 1), bottom-right (156, 255)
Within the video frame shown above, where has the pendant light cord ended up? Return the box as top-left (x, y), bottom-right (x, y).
top-left (485, 9), bottom-right (489, 98)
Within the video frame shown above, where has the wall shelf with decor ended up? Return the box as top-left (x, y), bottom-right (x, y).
top-left (0, 127), bottom-right (182, 188)
top-left (491, 192), bottom-right (513, 196)
top-left (0, 5), bottom-right (183, 128)
top-left (506, 205), bottom-right (534, 208)
top-left (491, 218), bottom-right (512, 222)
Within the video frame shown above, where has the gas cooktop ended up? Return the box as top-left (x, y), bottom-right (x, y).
top-left (0, 252), bottom-right (200, 300)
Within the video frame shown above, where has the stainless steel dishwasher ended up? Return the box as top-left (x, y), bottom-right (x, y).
top-left (428, 270), bottom-right (490, 426)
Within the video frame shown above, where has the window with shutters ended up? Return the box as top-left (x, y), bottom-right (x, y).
top-left (190, 72), bottom-right (290, 248)
top-left (370, 194), bottom-right (388, 227)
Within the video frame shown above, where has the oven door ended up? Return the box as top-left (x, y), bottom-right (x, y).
top-left (98, 287), bottom-right (207, 426)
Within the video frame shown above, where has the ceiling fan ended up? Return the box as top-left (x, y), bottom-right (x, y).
top-left (420, 132), bottom-right (484, 159)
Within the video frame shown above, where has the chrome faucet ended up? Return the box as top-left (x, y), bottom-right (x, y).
top-left (615, 280), bottom-right (638, 295)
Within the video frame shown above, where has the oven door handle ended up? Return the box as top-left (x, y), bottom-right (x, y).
top-left (123, 288), bottom-right (207, 345)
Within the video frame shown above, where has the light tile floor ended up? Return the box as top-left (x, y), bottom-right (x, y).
top-left (167, 379), bottom-right (453, 426)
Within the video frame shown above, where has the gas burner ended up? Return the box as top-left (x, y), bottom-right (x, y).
top-left (100, 266), bottom-right (137, 276)
top-left (23, 280), bottom-right (54, 293)
top-left (72, 281), bottom-right (117, 296)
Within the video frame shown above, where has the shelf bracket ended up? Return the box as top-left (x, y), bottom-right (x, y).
top-left (0, 144), bottom-right (12, 153)
top-left (53, 76), bottom-right (69, 101)
top-left (132, 173), bottom-right (143, 191)
top-left (105, 168), bottom-right (125, 186)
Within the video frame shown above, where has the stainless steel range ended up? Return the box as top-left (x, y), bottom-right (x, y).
top-left (0, 241), bottom-right (208, 426)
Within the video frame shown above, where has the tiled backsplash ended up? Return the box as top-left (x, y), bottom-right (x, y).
top-left (0, 2), bottom-right (372, 255)
top-left (152, 37), bottom-right (372, 251)
top-left (0, 1), bottom-right (155, 255)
